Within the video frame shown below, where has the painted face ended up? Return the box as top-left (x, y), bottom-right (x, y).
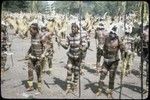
top-left (30, 25), bottom-right (38, 36)
top-left (109, 32), bottom-right (117, 40)
top-left (72, 25), bottom-right (78, 34)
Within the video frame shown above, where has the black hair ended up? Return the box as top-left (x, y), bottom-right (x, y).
top-left (41, 26), bottom-right (47, 30)
top-left (71, 23), bottom-right (79, 30)
top-left (82, 17), bottom-right (85, 20)
top-left (111, 17), bottom-right (114, 21)
top-left (97, 28), bottom-right (104, 30)
top-left (125, 32), bottom-right (130, 34)
top-left (112, 26), bottom-right (117, 32)
top-left (109, 31), bottom-right (115, 35)
top-left (30, 23), bottom-right (39, 31)
top-left (99, 23), bottom-right (104, 26)
top-left (31, 23), bottom-right (38, 28)
top-left (1, 24), bottom-right (7, 33)
top-left (144, 24), bottom-right (149, 30)
top-left (109, 31), bottom-right (118, 40)
top-left (100, 18), bottom-right (104, 21)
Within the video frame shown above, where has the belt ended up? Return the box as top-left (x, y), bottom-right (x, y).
top-left (67, 52), bottom-right (79, 59)
top-left (104, 58), bottom-right (119, 62)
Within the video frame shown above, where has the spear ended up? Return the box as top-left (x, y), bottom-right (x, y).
top-left (140, 1), bottom-right (144, 99)
top-left (79, 1), bottom-right (82, 98)
top-left (119, 1), bottom-right (127, 99)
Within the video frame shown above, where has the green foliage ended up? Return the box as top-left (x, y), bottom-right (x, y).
top-left (1, 1), bottom-right (149, 20)
top-left (2, 1), bottom-right (50, 13)
top-left (2, 1), bottom-right (29, 12)
top-left (52, 1), bottom-right (79, 15)
top-left (52, 1), bottom-right (149, 18)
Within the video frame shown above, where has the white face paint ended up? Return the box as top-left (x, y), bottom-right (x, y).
top-left (143, 28), bottom-right (149, 42)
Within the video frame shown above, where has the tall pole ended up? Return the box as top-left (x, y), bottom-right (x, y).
top-left (140, 1), bottom-right (144, 99)
top-left (119, 1), bottom-right (127, 99)
top-left (124, 1), bottom-right (127, 32)
top-left (79, 1), bottom-right (82, 98)
top-left (117, 1), bottom-right (119, 22)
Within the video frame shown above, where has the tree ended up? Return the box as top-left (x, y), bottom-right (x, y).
top-left (2, 1), bottom-right (49, 13)
top-left (2, 1), bottom-right (29, 12)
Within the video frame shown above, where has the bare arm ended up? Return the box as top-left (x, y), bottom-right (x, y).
top-left (58, 35), bottom-right (69, 50)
